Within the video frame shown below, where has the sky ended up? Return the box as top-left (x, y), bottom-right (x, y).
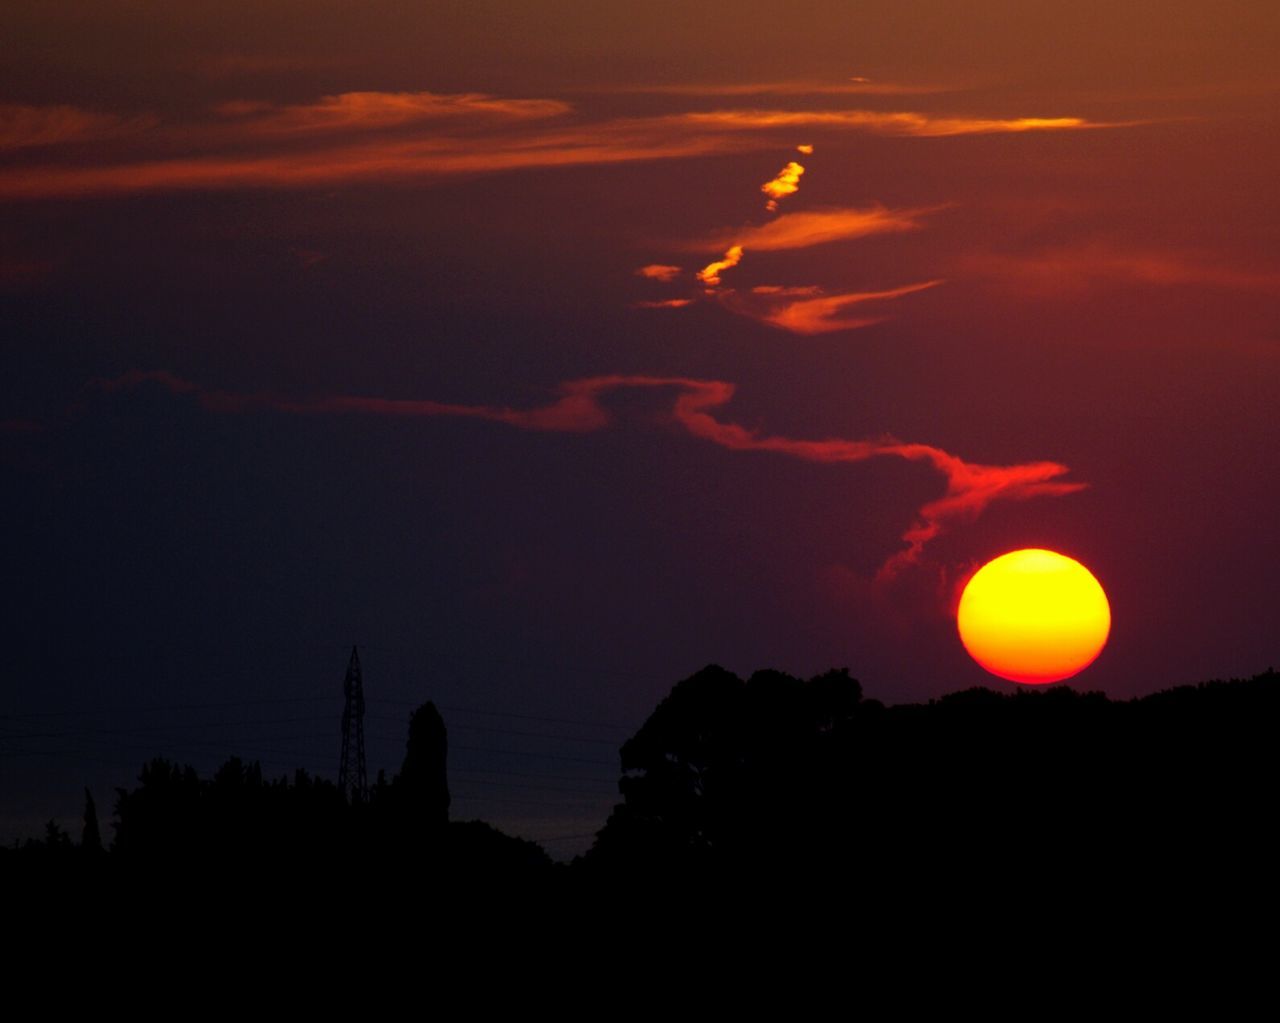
top-left (3, 1), bottom-right (1279, 857)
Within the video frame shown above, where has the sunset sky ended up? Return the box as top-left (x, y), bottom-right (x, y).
top-left (4, 1), bottom-right (1278, 855)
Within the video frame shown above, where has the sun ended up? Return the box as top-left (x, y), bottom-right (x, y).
top-left (957, 548), bottom-right (1111, 685)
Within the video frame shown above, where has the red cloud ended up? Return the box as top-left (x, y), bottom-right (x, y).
top-left (632, 298), bottom-right (694, 309)
top-left (636, 264), bottom-right (683, 282)
top-left (99, 371), bottom-right (1084, 577)
top-left (0, 124), bottom-right (747, 200)
top-left (0, 103), bottom-right (154, 150)
top-left (746, 280), bottom-right (944, 334)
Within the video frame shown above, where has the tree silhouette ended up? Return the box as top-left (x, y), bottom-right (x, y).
top-left (588, 664), bottom-right (865, 870)
top-left (81, 788), bottom-right (102, 854)
top-left (394, 701), bottom-right (450, 827)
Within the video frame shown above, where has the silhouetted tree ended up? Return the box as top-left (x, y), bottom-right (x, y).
top-left (394, 701), bottom-right (450, 827)
top-left (586, 667), bottom-right (1280, 888)
top-left (44, 819), bottom-right (72, 852)
top-left (81, 788), bottom-right (102, 854)
top-left (588, 664), bottom-right (865, 871)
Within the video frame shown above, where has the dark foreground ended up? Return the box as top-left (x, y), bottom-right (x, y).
top-left (7, 667), bottom-right (1279, 919)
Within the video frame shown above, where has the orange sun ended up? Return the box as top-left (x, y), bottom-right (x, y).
top-left (957, 548), bottom-right (1111, 685)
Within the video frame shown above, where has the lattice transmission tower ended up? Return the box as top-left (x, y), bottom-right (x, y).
top-left (338, 645), bottom-right (368, 803)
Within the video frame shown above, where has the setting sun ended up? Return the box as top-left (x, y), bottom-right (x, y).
top-left (957, 549), bottom-right (1111, 684)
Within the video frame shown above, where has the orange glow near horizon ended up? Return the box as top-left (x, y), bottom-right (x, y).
top-left (957, 549), bottom-right (1111, 685)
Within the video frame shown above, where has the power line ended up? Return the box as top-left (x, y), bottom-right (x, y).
top-left (0, 695), bottom-right (334, 721)
top-left (366, 714), bottom-right (621, 746)
top-left (368, 698), bottom-right (630, 733)
top-left (450, 774), bottom-right (618, 797)
top-left (452, 744), bottom-right (615, 767)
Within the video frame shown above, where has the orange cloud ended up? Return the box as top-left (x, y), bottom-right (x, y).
top-left (632, 298), bottom-right (693, 309)
top-left (636, 264), bottom-right (683, 282)
top-left (697, 245), bottom-right (743, 287)
top-left (99, 371), bottom-right (1084, 577)
top-left (708, 205), bottom-right (930, 253)
top-left (0, 103), bottom-right (153, 150)
top-left (0, 129), bottom-right (748, 200)
top-left (796, 144), bottom-right (814, 154)
top-left (751, 285), bottom-right (822, 296)
top-left (0, 99), bottom-right (790, 199)
top-left (761, 160), bottom-right (805, 212)
top-left (672, 109), bottom-right (1102, 136)
top-left (212, 91), bottom-right (571, 134)
top-left (670, 110), bottom-right (1100, 135)
top-left (0, 90), bottom-right (1123, 201)
top-left (748, 280), bottom-right (944, 334)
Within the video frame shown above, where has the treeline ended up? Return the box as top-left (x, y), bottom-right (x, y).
top-left (585, 665), bottom-right (1280, 884)
top-left (5, 702), bottom-right (549, 881)
top-left (7, 667), bottom-right (1279, 887)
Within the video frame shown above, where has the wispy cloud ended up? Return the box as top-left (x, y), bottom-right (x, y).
top-left (211, 91), bottom-right (571, 135)
top-left (632, 298), bottom-right (694, 309)
top-left (734, 280), bottom-right (944, 334)
top-left (0, 128), bottom-right (748, 200)
top-left (0, 103), bottom-right (154, 151)
top-left (634, 137), bottom-right (937, 323)
top-left (0, 88), bottom-right (1131, 201)
top-left (607, 80), bottom-right (954, 97)
top-left (99, 371), bottom-right (1085, 577)
top-left (965, 243), bottom-right (1280, 295)
top-left (708, 205), bottom-right (931, 253)
top-left (669, 109), bottom-right (1108, 136)
top-left (635, 264), bottom-right (683, 282)
top-left (687, 207), bottom-right (931, 292)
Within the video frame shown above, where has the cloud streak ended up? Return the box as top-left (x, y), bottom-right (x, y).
top-left (0, 103), bottom-right (154, 151)
top-left (686, 206), bottom-right (930, 293)
top-left (0, 91), bottom-right (1128, 201)
top-left (738, 280), bottom-right (944, 334)
top-left (670, 109), bottom-right (1108, 136)
top-left (607, 80), bottom-right (955, 97)
top-left (99, 371), bottom-right (1085, 577)
top-left (965, 243), bottom-right (1280, 295)
top-left (212, 91), bottom-right (571, 134)
top-left (708, 205), bottom-right (932, 253)
top-left (636, 264), bottom-right (683, 282)
top-left (632, 298), bottom-right (694, 309)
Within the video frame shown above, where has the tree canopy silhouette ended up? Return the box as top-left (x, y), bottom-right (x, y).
top-left (585, 666), bottom-right (1280, 884)
top-left (587, 664), bottom-right (866, 870)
